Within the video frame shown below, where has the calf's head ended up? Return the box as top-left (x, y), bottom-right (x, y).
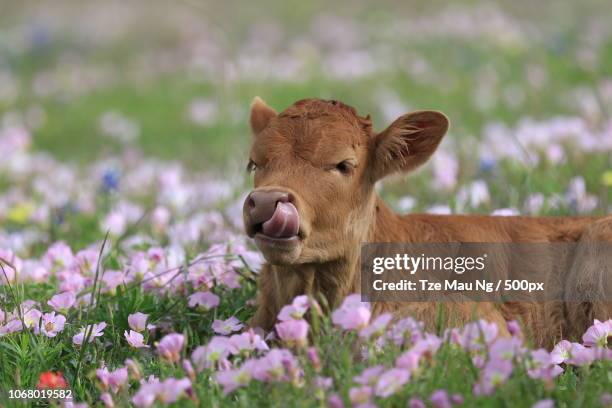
top-left (243, 97), bottom-right (449, 265)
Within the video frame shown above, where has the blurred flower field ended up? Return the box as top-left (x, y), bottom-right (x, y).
top-left (0, 1), bottom-right (611, 407)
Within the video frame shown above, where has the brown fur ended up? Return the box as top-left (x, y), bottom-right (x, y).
top-left (244, 97), bottom-right (611, 348)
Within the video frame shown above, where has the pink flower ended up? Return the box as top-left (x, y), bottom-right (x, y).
top-left (456, 320), bottom-right (499, 351)
top-left (489, 337), bottom-right (525, 361)
top-left (582, 319), bottom-right (611, 347)
top-left (532, 399), bottom-right (554, 408)
top-left (277, 295), bottom-right (310, 321)
top-left (188, 291), bottom-right (220, 310)
top-left (43, 242), bottom-right (74, 270)
top-left (191, 337), bottom-right (236, 371)
top-left (100, 392), bottom-right (114, 408)
top-left (360, 313), bottom-right (392, 339)
top-left (307, 347), bottom-right (321, 372)
top-left (349, 386), bottom-right (373, 406)
top-left (216, 366), bottom-right (253, 394)
top-left (229, 329), bottom-right (269, 354)
top-left (102, 271), bottom-right (127, 294)
top-left (157, 377), bottom-right (192, 404)
top-left (128, 312), bottom-right (149, 332)
top-left (131, 379), bottom-right (159, 408)
top-left (328, 393), bottom-right (344, 408)
top-left (331, 294), bottom-right (371, 330)
top-left (527, 349), bottom-right (563, 380)
top-left (249, 348), bottom-right (300, 383)
top-left (354, 365), bottom-right (385, 386)
top-left (409, 397), bottom-right (426, 408)
top-left (473, 358), bottom-right (513, 396)
top-left (23, 308), bottom-right (42, 329)
top-left (96, 366), bottom-right (129, 393)
top-left (375, 368), bottom-right (410, 397)
top-left (396, 349), bottom-right (422, 372)
top-left (131, 376), bottom-right (191, 406)
top-left (183, 359), bottom-right (196, 381)
top-left (39, 312), bottom-right (66, 337)
top-left (550, 340), bottom-right (572, 364)
top-left (125, 330), bottom-right (149, 348)
top-left (275, 319), bottom-right (309, 347)
top-left (73, 322), bottom-right (107, 345)
top-left (430, 390), bottom-right (452, 408)
top-left (156, 333), bottom-right (185, 362)
top-left (212, 316), bottom-right (244, 335)
top-left (47, 292), bottom-right (76, 313)
top-left (566, 343), bottom-right (595, 366)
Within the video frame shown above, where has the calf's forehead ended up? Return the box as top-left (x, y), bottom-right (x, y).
top-left (254, 116), bottom-right (369, 162)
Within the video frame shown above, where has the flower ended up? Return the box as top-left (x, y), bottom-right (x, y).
top-left (409, 397), bottom-right (426, 408)
top-left (212, 316), bottom-right (244, 335)
top-left (360, 313), bottom-right (393, 339)
top-left (430, 390), bottom-right (452, 408)
top-left (183, 359), bottom-right (196, 381)
top-left (47, 292), bottom-right (76, 313)
top-left (192, 337), bottom-right (236, 371)
top-left (188, 291), bottom-right (220, 310)
top-left (331, 294), bottom-right (371, 330)
top-left (307, 347), bottom-right (321, 372)
top-left (549, 340), bottom-right (570, 365)
top-left (354, 365), bottom-right (385, 386)
top-left (100, 392), bottom-right (115, 408)
top-left (375, 368), bottom-right (410, 397)
top-left (23, 307), bottom-right (42, 329)
top-left (156, 333), bottom-right (185, 362)
top-left (100, 392), bottom-right (114, 408)
top-left (216, 366), bottom-right (253, 394)
top-left (277, 295), bottom-right (310, 321)
top-left (96, 366), bottom-right (128, 393)
top-left (132, 374), bottom-right (193, 406)
top-left (527, 349), bottom-right (563, 380)
top-left (73, 322), bottom-right (106, 345)
top-left (349, 386), bottom-right (373, 406)
top-left (229, 329), bottom-right (269, 354)
top-left (128, 312), bottom-right (150, 332)
top-left (125, 330), bottom-right (149, 348)
top-left (532, 399), bottom-right (554, 408)
top-left (327, 393), bottom-right (344, 408)
top-left (582, 319), bottom-right (611, 347)
top-left (39, 312), bottom-right (66, 337)
top-left (566, 343), bottom-right (595, 366)
top-left (275, 319), bottom-right (309, 347)
top-left (473, 358), bottom-right (513, 396)
top-left (37, 371), bottom-right (67, 389)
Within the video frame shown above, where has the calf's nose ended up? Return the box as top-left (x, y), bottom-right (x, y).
top-left (246, 190), bottom-right (291, 225)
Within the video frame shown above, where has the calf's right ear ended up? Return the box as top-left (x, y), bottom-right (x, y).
top-left (250, 97), bottom-right (277, 135)
top-left (371, 110), bottom-right (449, 181)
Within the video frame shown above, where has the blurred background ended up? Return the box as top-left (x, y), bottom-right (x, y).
top-left (0, 0), bottom-right (611, 228)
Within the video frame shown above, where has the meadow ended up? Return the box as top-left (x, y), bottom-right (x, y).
top-left (0, 1), bottom-right (611, 407)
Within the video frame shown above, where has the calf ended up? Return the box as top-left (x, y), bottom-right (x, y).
top-left (243, 97), bottom-right (611, 347)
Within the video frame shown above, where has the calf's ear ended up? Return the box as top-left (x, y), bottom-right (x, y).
top-left (371, 110), bottom-right (449, 181)
top-left (250, 97), bottom-right (277, 135)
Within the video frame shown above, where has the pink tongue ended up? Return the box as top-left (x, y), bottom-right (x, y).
top-left (262, 202), bottom-right (300, 238)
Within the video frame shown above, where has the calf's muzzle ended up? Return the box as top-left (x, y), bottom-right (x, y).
top-left (244, 190), bottom-right (300, 239)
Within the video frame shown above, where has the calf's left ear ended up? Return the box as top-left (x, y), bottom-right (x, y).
top-left (371, 110), bottom-right (449, 180)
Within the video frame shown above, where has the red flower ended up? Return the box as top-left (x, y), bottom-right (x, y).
top-left (37, 371), bottom-right (68, 389)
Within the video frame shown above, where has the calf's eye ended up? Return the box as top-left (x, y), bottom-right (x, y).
top-left (335, 160), bottom-right (355, 175)
top-left (246, 159), bottom-right (258, 173)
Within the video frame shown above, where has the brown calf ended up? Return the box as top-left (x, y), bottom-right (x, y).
top-left (243, 97), bottom-right (611, 348)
